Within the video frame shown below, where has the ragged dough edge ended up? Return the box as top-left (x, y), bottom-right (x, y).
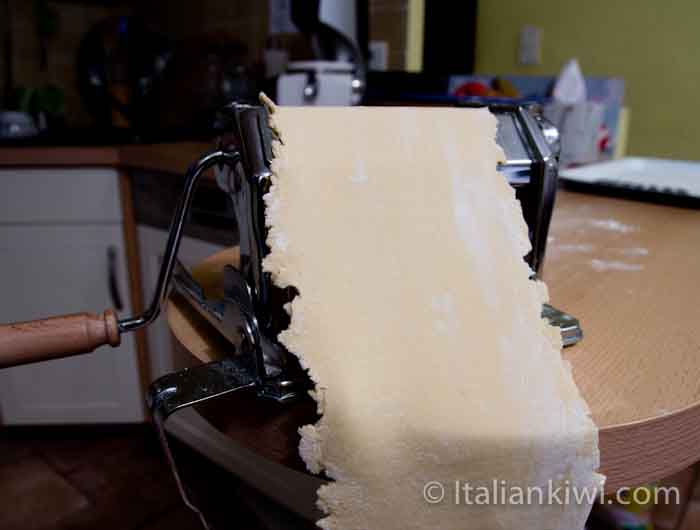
top-left (261, 96), bottom-right (336, 479)
top-left (260, 95), bottom-right (604, 527)
top-left (261, 97), bottom-right (337, 395)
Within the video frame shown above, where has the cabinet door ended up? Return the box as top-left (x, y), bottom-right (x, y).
top-left (0, 226), bottom-right (144, 424)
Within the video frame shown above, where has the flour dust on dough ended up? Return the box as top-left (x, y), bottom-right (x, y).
top-left (262, 99), bottom-right (603, 530)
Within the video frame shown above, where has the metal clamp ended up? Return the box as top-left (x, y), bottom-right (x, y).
top-left (148, 358), bottom-right (257, 530)
top-left (542, 303), bottom-right (583, 347)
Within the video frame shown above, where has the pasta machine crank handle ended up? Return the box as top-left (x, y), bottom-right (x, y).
top-left (0, 149), bottom-right (243, 368)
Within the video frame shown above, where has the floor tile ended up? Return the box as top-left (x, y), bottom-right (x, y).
top-left (680, 500), bottom-right (700, 530)
top-left (139, 506), bottom-right (202, 530)
top-left (0, 432), bottom-right (34, 467)
top-left (0, 425), bottom-right (307, 530)
top-left (33, 425), bottom-right (147, 475)
top-left (0, 456), bottom-right (89, 530)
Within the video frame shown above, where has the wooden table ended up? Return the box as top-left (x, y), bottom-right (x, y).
top-left (167, 189), bottom-right (700, 500)
top-left (547, 190), bottom-right (700, 491)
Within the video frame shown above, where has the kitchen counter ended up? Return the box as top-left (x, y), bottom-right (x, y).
top-left (0, 143), bottom-right (211, 175)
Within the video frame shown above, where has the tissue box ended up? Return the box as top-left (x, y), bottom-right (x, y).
top-left (544, 101), bottom-right (606, 167)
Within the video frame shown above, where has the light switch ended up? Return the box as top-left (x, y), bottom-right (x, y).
top-left (519, 25), bottom-right (542, 65)
top-left (369, 40), bottom-right (389, 71)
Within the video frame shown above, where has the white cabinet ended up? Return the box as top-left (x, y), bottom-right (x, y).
top-left (0, 168), bottom-right (144, 424)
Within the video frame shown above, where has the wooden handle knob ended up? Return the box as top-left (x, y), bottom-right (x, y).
top-left (0, 310), bottom-right (121, 368)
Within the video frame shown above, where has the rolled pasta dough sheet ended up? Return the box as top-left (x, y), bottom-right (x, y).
top-left (262, 100), bottom-right (603, 530)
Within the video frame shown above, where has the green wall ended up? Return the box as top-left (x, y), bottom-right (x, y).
top-left (475, 1), bottom-right (700, 160)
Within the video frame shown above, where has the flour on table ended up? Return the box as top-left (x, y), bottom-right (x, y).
top-left (588, 219), bottom-right (638, 233)
top-left (591, 259), bottom-right (644, 272)
top-left (619, 247), bottom-right (649, 256)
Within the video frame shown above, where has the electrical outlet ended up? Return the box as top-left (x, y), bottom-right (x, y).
top-left (519, 25), bottom-right (542, 65)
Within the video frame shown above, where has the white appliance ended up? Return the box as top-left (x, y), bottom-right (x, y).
top-left (277, 61), bottom-right (359, 106)
top-left (277, 0), bottom-right (366, 106)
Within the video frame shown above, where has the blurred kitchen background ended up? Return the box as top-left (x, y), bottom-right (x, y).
top-left (1, 1), bottom-right (700, 530)
top-left (1, 0), bottom-right (697, 161)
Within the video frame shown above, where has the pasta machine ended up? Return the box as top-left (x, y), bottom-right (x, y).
top-left (0, 102), bottom-right (581, 529)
